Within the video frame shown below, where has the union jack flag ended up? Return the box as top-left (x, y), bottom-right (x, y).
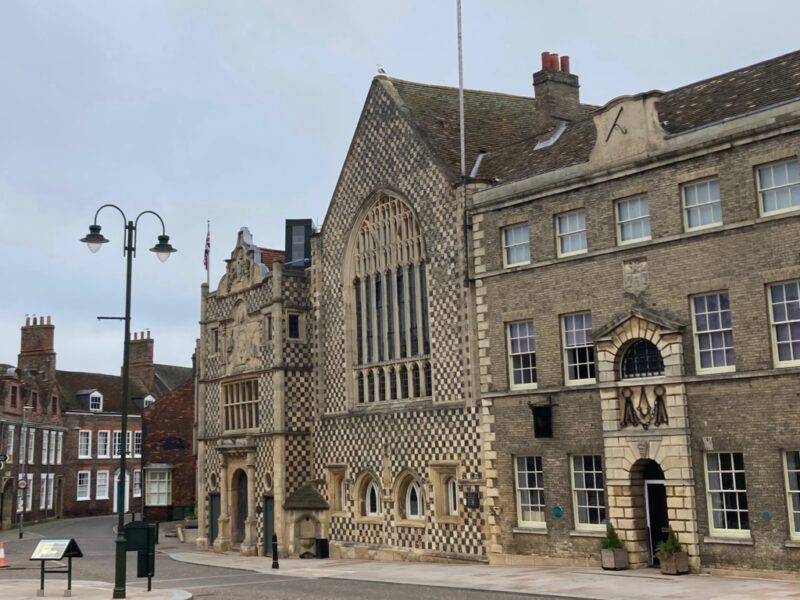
top-left (203, 228), bottom-right (210, 270)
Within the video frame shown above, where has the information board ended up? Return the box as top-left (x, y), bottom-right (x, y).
top-left (31, 539), bottom-right (82, 561)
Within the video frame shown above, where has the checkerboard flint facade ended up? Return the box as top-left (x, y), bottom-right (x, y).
top-left (196, 49), bottom-right (800, 576)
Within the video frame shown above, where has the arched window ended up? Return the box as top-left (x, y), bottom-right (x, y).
top-left (366, 480), bottom-right (381, 516)
top-left (621, 339), bottom-right (664, 379)
top-left (351, 194), bottom-right (432, 403)
top-left (446, 477), bottom-right (458, 516)
top-left (406, 481), bottom-right (423, 519)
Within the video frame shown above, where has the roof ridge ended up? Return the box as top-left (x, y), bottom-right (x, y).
top-left (664, 48), bottom-right (800, 95)
top-left (381, 75), bottom-right (536, 101)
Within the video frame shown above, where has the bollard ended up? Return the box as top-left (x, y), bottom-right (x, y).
top-left (271, 534), bottom-right (279, 569)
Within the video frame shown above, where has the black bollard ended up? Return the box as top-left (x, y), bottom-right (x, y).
top-left (271, 533), bottom-right (279, 569)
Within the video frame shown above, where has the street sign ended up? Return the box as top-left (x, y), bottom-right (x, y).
top-left (18, 478), bottom-right (28, 490)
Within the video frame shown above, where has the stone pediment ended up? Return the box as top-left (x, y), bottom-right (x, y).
top-left (593, 307), bottom-right (684, 341)
top-left (217, 228), bottom-right (269, 297)
top-left (284, 483), bottom-right (329, 511)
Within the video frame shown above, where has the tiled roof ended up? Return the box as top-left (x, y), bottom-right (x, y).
top-left (384, 77), bottom-right (594, 182)
top-left (656, 49), bottom-right (800, 134)
top-left (259, 248), bottom-right (285, 271)
top-left (153, 364), bottom-right (193, 397)
top-left (56, 370), bottom-right (150, 413)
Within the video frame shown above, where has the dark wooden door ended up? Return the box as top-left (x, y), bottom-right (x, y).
top-left (263, 496), bottom-right (275, 556)
top-left (209, 493), bottom-right (220, 546)
top-left (235, 471), bottom-right (248, 543)
top-left (646, 482), bottom-right (669, 566)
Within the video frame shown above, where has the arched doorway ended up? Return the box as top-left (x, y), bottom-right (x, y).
top-left (639, 460), bottom-right (668, 566)
top-left (231, 470), bottom-right (248, 544)
top-left (0, 479), bottom-right (14, 529)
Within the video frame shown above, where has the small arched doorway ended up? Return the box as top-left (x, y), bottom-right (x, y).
top-left (1, 479), bottom-right (14, 529)
top-left (641, 460), bottom-right (668, 566)
top-left (231, 470), bottom-right (248, 544)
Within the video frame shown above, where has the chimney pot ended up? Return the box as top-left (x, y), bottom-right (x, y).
top-left (541, 51), bottom-right (551, 70)
top-left (560, 55), bottom-right (570, 74)
top-left (47, 315), bottom-right (51, 325)
top-left (550, 53), bottom-right (560, 71)
top-left (26, 316), bottom-right (30, 326)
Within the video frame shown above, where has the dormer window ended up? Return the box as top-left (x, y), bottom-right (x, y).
top-left (143, 395), bottom-right (156, 408)
top-left (89, 392), bottom-right (103, 412)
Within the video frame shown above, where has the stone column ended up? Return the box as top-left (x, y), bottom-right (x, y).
top-left (195, 440), bottom-right (208, 550)
top-left (214, 460), bottom-right (231, 552)
top-left (241, 455), bottom-right (258, 556)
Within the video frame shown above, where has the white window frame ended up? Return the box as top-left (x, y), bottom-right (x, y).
top-left (6, 425), bottom-right (14, 463)
top-left (405, 481), bottom-right (423, 520)
top-left (562, 312), bottom-right (596, 385)
top-left (27, 427), bottom-right (35, 464)
top-left (768, 280), bottom-right (800, 367)
top-left (683, 178), bottom-right (722, 231)
top-left (145, 470), bottom-right (172, 507)
top-left (133, 431), bottom-right (142, 458)
top-left (97, 430), bottom-right (111, 459)
top-left (615, 196), bottom-right (651, 245)
top-left (502, 223), bottom-right (530, 268)
top-left (126, 431), bottom-right (132, 457)
top-left (56, 432), bottom-right (63, 464)
top-left (571, 455), bottom-right (606, 532)
top-left (365, 480), bottom-right (381, 516)
top-left (785, 450), bottom-right (800, 541)
top-left (507, 320), bottom-right (537, 390)
top-left (78, 430), bottom-right (92, 459)
top-left (705, 452), bottom-right (750, 537)
top-left (40, 474), bottom-right (47, 510)
top-left (112, 431), bottom-right (122, 458)
top-left (96, 470), bottom-right (110, 500)
top-left (515, 456), bottom-right (546, 529)
top-left (89, 392), bottom-right (103, 412)
top-left (41, 430), bottom-right (49, 465)
top-left (47, 474), bottom-right (54, 509)
top-left (556, 210), bottom-right (587, 257)
top-left (133, 470), bottom-right (142, 498)
top-left (691, 291), bottom-right (735, 374)
top-left (77, 471), bottom-right (91, 501)
top-left (143, 394), bottom-right (156, 408)
top-left (25, 473), bottom-right (33, 511)
top-left (446, 477), bottom-right (458, 516)
top-left (757, 158), bottom-right (800, 217)
top-left (48, 430), bottom-right (56, 465)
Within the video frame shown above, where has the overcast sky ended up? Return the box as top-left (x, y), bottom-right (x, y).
top-left (1, 1), bottom-right (798, 374)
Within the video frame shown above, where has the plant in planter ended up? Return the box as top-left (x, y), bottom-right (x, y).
top-left (656, 528), bottom-right (689, 575)
top-left (600, 523), bottom-right (628, 570)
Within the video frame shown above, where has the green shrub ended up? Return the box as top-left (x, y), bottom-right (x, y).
top-left (656, 528), bottom-right (683, 554)
top-left (600, 523), bottom-right (624, 550)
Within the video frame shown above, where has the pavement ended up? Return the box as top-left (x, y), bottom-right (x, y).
top-left (168, 550), bottom-right (800, 600)
top-left (0, 578), bottom-right (191, 600)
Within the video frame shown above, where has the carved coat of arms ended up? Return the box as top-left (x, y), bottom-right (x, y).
top-left (623, 259), bottom-right (649, 297)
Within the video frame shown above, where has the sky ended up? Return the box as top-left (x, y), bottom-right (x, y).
top-left (1, 0), bottom-right (798, 374)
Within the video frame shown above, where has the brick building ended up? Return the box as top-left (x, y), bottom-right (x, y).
top-left (0, 316), bottom-right (191, 526)
top-left (141, 379), bottom-right (196, 522)
top-left (195, 49), bottom-right (800, 576)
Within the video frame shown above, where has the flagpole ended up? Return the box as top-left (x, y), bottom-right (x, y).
top-left (206, 220), bottom-right (211, 287)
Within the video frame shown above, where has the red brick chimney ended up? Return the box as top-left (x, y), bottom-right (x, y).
top-left (533, 51), bottom-right (582, 121)
top-left (129, 330), bottom-right (155, 391)
top-left (18, 315), bottom-right (56, 377)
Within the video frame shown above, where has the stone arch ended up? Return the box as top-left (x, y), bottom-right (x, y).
top-left (391, 469), bottom-right (426, 521)
top-left (617, 338), bottom-right (665, 380)
top-left (230, 468), bottom-right (248, 544)
top-left (354, 470), bottom-right (382, 518)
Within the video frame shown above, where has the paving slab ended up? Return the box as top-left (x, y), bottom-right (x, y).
top-left (168, 551), bottom-right (800, 599)
top-left (0, 579), bottom-right (191, 600)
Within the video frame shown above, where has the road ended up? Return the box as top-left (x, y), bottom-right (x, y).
top-left (0, 516), bottom-right (560, 599)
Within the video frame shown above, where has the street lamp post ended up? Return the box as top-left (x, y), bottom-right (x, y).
top-left (81, 204), bottom-right (176, 600)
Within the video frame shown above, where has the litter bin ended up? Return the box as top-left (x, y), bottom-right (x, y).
top-left (315, 538), bottom-right (329, 559)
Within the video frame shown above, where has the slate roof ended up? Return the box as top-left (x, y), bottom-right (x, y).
top-left (152, 364), bottom-right (193, 397)
top-left (656, 49), bottom-right (800, 134)
top-left (284, 483), bottom-right (329, 510)
top-left (379, 50), bottom-right (800, 185)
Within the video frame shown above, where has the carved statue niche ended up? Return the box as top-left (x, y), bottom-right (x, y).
top-left (224, 301), bottom-right (261, 375)
top-left (623, 258), bottom-right (649, 298)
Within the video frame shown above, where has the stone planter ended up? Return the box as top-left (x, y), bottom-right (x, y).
top-left (657, 551), bottom-right (689, 575)
top-left (601, 548), bottom-right (629, 570)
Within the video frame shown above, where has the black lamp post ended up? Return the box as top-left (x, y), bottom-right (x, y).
top-left (80, 204), bottom-right (176, 599)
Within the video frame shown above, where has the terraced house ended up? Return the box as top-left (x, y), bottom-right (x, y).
top-left (196, 49), bottom-right (800, 576)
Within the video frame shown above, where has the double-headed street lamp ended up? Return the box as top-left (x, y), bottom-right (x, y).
top-left (81, 204), bottom-right (176, 599)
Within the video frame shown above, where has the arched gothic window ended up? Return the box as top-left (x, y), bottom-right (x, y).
top-left (365, 480), bottom-right (381, 516)
top-left (621, 339), bottom-right (664, 379)
top-left (406, 481), bottom-right (423, 519)
top-left (352, 195), bottom-right (432, 403)
top-left (446, 477), bottom-right (458, 516)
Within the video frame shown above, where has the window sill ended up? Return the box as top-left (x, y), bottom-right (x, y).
top-left (569, 529), bottom-right (605, 538)
top-left (355, 516), bottom-right (383, 525)
top-left (703, 536), bottom-right (753, 546)
top-left (436, 515), bottom-right (461, 525)
top-left (784, 540), bottom-right (800, 548)
top-left (513, 527), bottom-right (547, 535)
top-left (396, 519), bottom-right (426, 529)
top-left (76, 498), bottom-right (91, 502)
